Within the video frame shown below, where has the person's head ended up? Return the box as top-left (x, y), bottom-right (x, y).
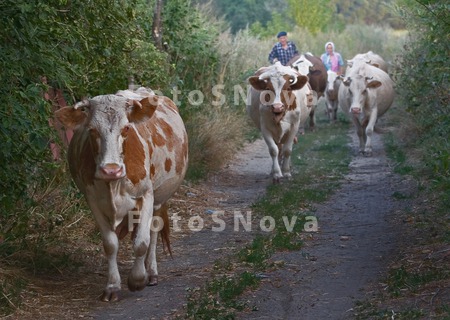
top-left (277, 31), bottom-right (288, 45)
top-left (325, 41), bottom-right (335, 55)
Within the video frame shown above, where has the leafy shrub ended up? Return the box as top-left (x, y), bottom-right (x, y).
top-left (394, 0), bottom-right (450, 188)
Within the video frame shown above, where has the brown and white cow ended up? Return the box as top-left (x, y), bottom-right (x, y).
top-left (55, 88), bottom-right (188, 301)
top-left (324, 70), bottom-right (342, 122)
top-left (288, 53), bottom-right (327, 131)
top-left (338, 63), bottom-right (394, 155)
top-left (247, 62), bottom-right (309, 182)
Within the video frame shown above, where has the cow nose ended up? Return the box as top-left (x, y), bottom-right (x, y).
top-left (272, 103), bottom-right (284, 114)
top-left (351, 107), bottom-right (361, 114)
top-left (101, 163), bottom-right (124, 179)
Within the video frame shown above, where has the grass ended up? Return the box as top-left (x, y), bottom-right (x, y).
top-left (353, 104), bottom-right (450, 319)
top-left (183, 104), bottom-right (353, 319)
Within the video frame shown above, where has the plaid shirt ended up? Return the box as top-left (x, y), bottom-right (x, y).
top-left (268, 41), bottom-right (299, 66)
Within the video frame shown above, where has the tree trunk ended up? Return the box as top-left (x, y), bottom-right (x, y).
top-left (152, 0), bottom-right (163, 50)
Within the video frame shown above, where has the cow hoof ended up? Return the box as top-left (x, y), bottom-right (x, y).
top-left (128, 274), bottom-right (148, 292)
top-left (148, 275), bottom-right (158, 286)
top-left (101, 288), bottom-right (120, 302)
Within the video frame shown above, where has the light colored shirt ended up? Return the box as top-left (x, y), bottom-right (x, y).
top-left (321, 52), bottom-right (344, 72)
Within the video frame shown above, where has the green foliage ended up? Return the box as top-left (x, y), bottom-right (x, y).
top-left (393, 0), bottom-right (450, 189)
top-left (200, 0), bottom-right (405, 38)
top-left (288, 0), bottom-right (334, 35)
top-left (250, 12), bottom-right (294, 38)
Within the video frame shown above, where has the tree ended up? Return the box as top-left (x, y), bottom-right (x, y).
top-left (152, 0), bottom-right (164, 50)
top-left (287, 0), bottom-right (334, 35)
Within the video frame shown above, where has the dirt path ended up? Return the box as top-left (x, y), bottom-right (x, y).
top-left (84, 130), bottom-right (410, 320)
top-left (236, 133), bottom-right (412, 320)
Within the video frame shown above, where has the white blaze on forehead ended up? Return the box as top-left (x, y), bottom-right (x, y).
top-left (327, 70), bottom-right (338, 90)
top-left (291, 54), bottom-right (313, 76)
top-left (89, 95), bottom-right (130, 166)
top-left (258, 62), bottom-right (299, 105)
top-left (258, 61), bottom-right (299, 81)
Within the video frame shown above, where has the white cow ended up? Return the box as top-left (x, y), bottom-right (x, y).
top-left (247, 62), bottom-right (310, 182)
top-left (339, 63), bottom-right (395, 155)
top-left (347, 51), bottom-right (389, 74)
top-left (324, 70), bottom-right (341, 122)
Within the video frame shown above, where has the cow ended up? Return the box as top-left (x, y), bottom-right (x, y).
top-left (246, 62), bottom-right (310, 183)
top-left (288, 53), bottom-right (327, 131)
top-left (338, 63), bottom-right (395, 156)
top-left (55, 87), bottom-right (188, 301)
top-left (324, 70), bottom-right (341, 123)
top-left (347, 51), bottom-right (389, 73)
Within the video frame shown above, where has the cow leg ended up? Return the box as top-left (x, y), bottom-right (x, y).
top-left (352, 115), bottom-right (365, 154)
top-left (332, 101), bottom-right (338, 122)
top-left (364, 109), bottom-right (378, 156)
top-left (91, 212), bottom-right (121, 302)
top-left (146, 227), bottom-right (159, 286)
top-left (128, 195), bottom-right (153, 292)
top-left (263, 134), bottom-right (282, 182)
top-left (309, 108), bottom-right (316, 131)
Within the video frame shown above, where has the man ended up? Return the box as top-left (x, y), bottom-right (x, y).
top-left (268, 31), bottom-right (299, 66)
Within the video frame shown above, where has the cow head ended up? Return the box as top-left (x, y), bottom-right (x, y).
top-left (326, 70), bottom-right (340, 99)
top-left (291, 54), bottom-right (314, 76)
top-left (342, 75), bottom-right (382, 114)
top-left (249, 63), bottom-right (308, 123)
top-left (55, 95), bottom-right (160, 181)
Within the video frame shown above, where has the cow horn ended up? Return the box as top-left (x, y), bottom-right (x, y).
top-left (290, 75), bottom-right (298, 85)
top-left (74, 99), bottom-right (90, 110)
top-left (126, 99), bottom-right (143, 109)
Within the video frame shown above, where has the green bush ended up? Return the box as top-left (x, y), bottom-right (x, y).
top-left (394, 0), bottom-right (449, 189)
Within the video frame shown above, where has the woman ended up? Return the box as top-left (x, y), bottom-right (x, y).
top-left (321, 41), bottom-right (344, 75)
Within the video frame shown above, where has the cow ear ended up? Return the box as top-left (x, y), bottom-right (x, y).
top-left (343, 77), bottom-right (351, 86)
top-left (127, 96), bottom-right (158, 123)
top-left (249, 76), bottom-right (268, 91)
top-left (366, 79), bottom-right (382, 88)
top-left (290, 75), bottom-right (308, 90)
top-left (55, 105), bottom-right (88, 129)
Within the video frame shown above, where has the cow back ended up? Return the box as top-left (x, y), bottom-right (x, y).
top-left (305, 54), bottom-right (327, 96)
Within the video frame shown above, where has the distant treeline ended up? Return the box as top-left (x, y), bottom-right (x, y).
top-left (194, 0), bottom-right (405, 34)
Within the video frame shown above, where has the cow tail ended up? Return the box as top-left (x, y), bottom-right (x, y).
top-left (156, 203), bottom-right (172, 256)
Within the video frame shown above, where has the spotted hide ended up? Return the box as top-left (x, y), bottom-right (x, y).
top-left (247, 62), bottom-right (310, 183)
top-left (55, 88), bottom-right (188, 301)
